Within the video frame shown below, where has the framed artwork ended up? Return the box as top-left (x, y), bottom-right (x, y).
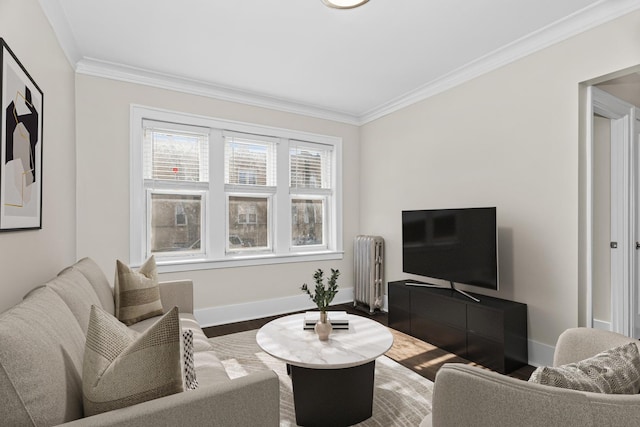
top-left (0, 38), bottom-right (43, 231)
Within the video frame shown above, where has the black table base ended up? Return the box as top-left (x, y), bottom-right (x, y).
top-left (288, 361), bottom-right (375, 427)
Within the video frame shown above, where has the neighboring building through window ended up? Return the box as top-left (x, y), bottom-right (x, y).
top-left (290, 142), bottom-right (332, 248)
top-left (130, 106), bottom-right (343, 269)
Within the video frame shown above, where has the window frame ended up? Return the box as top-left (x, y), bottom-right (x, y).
top-left (130, 105), bottom-right (343, 272)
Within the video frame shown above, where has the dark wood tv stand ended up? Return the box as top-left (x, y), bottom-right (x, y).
top-left (388, 280), bottom-right (528, 374)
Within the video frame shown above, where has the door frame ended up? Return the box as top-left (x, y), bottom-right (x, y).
top-left (587, 86), bottom-right (635, 335)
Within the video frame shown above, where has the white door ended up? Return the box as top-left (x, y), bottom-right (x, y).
top-left (589, 87), bottom-right (636, 337)
top-left (610, 114), bottom-right (631, 337)
top-left (633, 110), bottom-right (640, 338)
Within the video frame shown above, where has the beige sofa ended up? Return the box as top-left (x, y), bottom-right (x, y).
top-left (0, 257), bottom-right (280, 427)
top-left (422, 327), bottom-right (640, 427)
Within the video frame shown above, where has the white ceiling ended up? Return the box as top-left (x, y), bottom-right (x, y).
top-left (40, 0), bottom-right (640, 124)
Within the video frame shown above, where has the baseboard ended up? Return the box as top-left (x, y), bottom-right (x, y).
top-left (593, 318), bottom-right (612, 331)
top-left (528, 321), bottom-right (615, 367)
top-left (527, 338), bottom-right (555, 367)
top-left (195, 287), bottom-right (355, 327)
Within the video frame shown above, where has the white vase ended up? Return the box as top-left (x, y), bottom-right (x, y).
top-left (314, 311), bottom-right (332, 341)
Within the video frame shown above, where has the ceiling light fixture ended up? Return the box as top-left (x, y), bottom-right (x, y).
top-left (322, 0), bottom-right (369, 9)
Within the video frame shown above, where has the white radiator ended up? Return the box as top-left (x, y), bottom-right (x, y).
top-left (354, 235), bottom-right (384, 313)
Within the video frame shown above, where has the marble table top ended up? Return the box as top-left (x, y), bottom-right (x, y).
top-left (256, 313), bottom-right (394, 369)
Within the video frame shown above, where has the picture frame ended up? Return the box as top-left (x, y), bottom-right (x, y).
top-left (0, 38), bottom-right (44, 231)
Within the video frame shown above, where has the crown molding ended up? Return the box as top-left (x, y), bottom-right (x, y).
top-left (75, 58), bottom-right (361, 125)
top-left (38, 0), bottom-right (81, 67)
top-left (358, 0), bottom-right (640, 124)
top-left (45, 0), bottom-right (640, 126)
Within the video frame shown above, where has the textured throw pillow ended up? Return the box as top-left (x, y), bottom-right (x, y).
top-left (114, 256), bottom-right (163, 325)
top-left (182, 329), bottom-right (198, 390)
top-left (83, 305), bottom-right (184, 416)
top-left (529, 341), bottom-right (640, 394)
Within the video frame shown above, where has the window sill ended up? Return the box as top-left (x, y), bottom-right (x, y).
top-left (155, 250), bottom-right (344, 273)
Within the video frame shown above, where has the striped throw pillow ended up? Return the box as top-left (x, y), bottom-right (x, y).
top-left (114, 256), bottom-right (163, 325)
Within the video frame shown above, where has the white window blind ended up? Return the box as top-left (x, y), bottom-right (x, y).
top-left (224, 133), bottom-right (277, 187)
top-left (143, 126), bottom-right (209, 183)
top-left (290, 141), bottom-right (332, 189)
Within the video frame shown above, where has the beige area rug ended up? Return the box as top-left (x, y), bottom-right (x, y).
top-left (208, 330), bottom-right (433, 427)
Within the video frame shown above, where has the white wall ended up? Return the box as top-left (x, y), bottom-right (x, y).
top-left (0, 0), bottom-right (76, 312)
top-left (359, 10), bottom-right (640, 352)
top-left (75, 75), bottom-right (360, 323)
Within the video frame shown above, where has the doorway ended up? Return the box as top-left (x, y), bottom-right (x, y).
top-left (588, 74), bottom-right (640, 338)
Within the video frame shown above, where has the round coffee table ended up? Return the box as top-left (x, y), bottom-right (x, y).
top-left (256, 313), bottom-right (393, 426)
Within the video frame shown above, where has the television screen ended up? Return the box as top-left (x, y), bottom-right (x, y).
top-left (402, 207), bottom-right (498, 290)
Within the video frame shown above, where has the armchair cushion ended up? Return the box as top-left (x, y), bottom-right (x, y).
top-left (529, 341), bottom-right (640, 394)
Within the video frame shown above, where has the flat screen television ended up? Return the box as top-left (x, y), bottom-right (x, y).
top-left (402, 207), bottom-right (498, 300)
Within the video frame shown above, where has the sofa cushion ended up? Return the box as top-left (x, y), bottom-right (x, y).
top-left (69, 257), bottom-right (115, 315)
top-left (114, 256), bottom-right (163, 325)
top-left (83, 305), bottom-right (184, 416)
top-left (0, 287), bottom-right (86, 426)
top-left (127, 311), bottom-right (229, 385)
top-left (48, 267), bottom-right (103, 334)
top-left (129, 312), bottom-right (213, 352)
top-left (128, 313), bottom-right (229, 385)
top-left (193, 350), bottom-right (232, 386)
top-left (529, 341), bottom-right (640, 394)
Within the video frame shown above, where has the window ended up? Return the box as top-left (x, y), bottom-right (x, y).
top-left (224, 133), bottom-right (276, 187)
top-left (142, 124), bottom-right (208, 257)
top-left (130, 106), bottom-right (343, 270)
top-left (290, 141), bottom-right (333, 249)
top-left (228, 195), bottom-right (268, 251)
top-left (151, 193), bottom-right (202, 252)
top-left (224, 133), bottom-right (276, 254)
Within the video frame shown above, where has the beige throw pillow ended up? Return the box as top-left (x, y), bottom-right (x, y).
top-left (529, 341), bottom-right (640, 394)
top-left (83, 305), bottom-right (184, 416)
top-left (115, 256), bottom-right (163, 325)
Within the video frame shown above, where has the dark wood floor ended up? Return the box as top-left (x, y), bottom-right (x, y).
top-left (203, 303), bottom-right (536, 383)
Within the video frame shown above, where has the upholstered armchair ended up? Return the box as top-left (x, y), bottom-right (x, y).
top-left (422, 328), bottom-right (640, 427)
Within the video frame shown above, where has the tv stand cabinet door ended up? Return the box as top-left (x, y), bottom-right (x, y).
top-left (466, 300), bottom-right (527, 374)
top-left (388, 282), bottom-right (411, 335)
top-left (410, 289), bottom-right (466, 356)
